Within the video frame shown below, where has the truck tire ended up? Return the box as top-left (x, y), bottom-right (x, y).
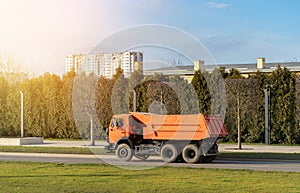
top-left (116, 144), bottom-right (133, 162)
top-left (182, 144), bottom-right (200, 164)
top-left (161, 144), bottom-right (178, 163)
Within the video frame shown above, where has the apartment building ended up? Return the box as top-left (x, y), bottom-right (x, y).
top-left (65, 52), bottom-right (143, 78)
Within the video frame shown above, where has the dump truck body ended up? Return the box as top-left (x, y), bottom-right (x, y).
top-left (105, 112), bottom-right (228, 163)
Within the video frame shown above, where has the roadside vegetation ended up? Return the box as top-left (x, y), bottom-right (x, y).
top-left (0, 162), bottom-right (299, 193)
top-left (1, 65), bottom-right (300, 144)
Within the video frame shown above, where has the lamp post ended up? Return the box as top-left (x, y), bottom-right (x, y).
top-left (264, 84), bottom-right (272, 145)
top-left (160, 90), bottom-right (163, 115)
top-left (237, 95), bottom-right (241, 150)
top-left (20, 91), bottom-right (24, 138)
top-left (86, 111), bottom-right (95, 146)
top-left (264, 89), bottom-right (269, 145)
top-left (132, 90), bottom-right (136, 112)
top-left (90, 118), bottom-right (95, 146)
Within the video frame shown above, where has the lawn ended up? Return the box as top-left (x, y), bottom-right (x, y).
top-left (0, 162), bottom-right (299, 193)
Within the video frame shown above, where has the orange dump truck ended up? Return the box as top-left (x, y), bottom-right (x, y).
top-left (105, 112), bottom-right (228, 163)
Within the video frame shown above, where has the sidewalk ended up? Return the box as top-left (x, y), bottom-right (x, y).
top-left (24, 140), bottom-right (107, 148)
top-left (23, 140), bottom-right (300, 154)
top-left (219, 144), bottom-right (300, 154)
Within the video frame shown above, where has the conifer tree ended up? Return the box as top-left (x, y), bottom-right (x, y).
top-left (269, 66), bottom-right (296, 144)
top-left (191, 70), bottom-right (211, 114)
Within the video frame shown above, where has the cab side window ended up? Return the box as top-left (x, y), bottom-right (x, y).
top-left (111, 118), bottom-right (116, 127)
top-left (116, 118), bottom-right (124, 126)
top-left (111, 118), bottom-right (124, 127)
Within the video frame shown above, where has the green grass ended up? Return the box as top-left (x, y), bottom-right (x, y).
top-left (0, 162), bottom-right (299, 193)
top-left (0, 146), bottom-right (104, 155)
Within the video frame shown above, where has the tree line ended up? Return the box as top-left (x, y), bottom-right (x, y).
top-left (0, 65), bottom-right (299, 144)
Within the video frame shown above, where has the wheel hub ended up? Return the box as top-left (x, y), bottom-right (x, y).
top-left (120, 148), bottom-right (128, 157)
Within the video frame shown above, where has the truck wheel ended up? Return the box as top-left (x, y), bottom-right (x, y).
top-left (182, 144), bottom-right (200, 164)
top-left (161, 144), bottom-right (178, 163)
top-left (116, 144), bottom-right (133, 162)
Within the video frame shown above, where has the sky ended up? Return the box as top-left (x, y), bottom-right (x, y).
top-left (0, 0), bottom-right (300, 75)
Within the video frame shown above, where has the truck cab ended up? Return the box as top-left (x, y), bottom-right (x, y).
top-left (105, 114), bottom-right (143, 150)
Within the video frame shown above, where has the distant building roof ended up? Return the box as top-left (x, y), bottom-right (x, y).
top-left (144, 61), bottom-right (300, 76)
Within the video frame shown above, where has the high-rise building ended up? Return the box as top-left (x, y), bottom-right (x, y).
top-left (65, 54), bottom-right (85, 73)
top-left (65, 52), bottom-right (143, 78)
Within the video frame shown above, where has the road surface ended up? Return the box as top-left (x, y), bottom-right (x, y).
top-left (0, 152), bottom-right (299, 172)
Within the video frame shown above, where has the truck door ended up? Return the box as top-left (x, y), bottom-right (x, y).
top-left (109, 118), bottom-right (126, 144)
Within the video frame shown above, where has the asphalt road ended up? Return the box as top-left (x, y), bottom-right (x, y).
top-left (0, 152), bottom-right (299, 172)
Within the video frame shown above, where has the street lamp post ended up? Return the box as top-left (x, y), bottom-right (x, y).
top-left (90, 118), bottom-right (95, 146)
top-left (264, 89), bottom-right (269, 145)
top-left (160, 90), bottom-right (163, 114)
top-left (132, 90), bottom-right (136, 112)
top-left (20, 91), bottom-right (24, 138)
top-left (265, 84), bottom-right (272, 145)
top-left (86, 111), bottom-right (95, 146)
top-left (237, 95), bottom-right (241, 150)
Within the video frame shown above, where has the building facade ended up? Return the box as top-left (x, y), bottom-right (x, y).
top-left (144, 58), bottom-right (300, 82)
top-left (65, 52), bottom-right (143, 78)
top-left (65, 54), bottom-right (85, 73)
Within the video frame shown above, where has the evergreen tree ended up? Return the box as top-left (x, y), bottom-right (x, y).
top-left (269, 66), bottom-right (296, 144)
top-left (60, 71), bottom-right (79, 138)
top-left (191, 70), bottom-right (211, 114)
top-left (251, 71), bottom-right (268, 143)
top-left (295, 75), bottom-right (300, 144)
top-left (5, 82), bottom-right (21, 136)
top-left (135, 80), bottom-right (150, 113)
top-left (95, 76), bottom-right (113, 130)
top-left (41, 73), bottom-right (62, 137)
top-left (0, 76), bottom-right (8, 135)
top-left (0, 76), bottom-right (9, 137)
top-left (168, 75), bottom-right (198, 114)
top-left (111, 67), bottom-right (129, 114)
top-left (209, 68), bottom-right (227, 118)
top-left (227, 68), bottom-right (243, 79)
top-left (21, 77), bottom-right (45, 137)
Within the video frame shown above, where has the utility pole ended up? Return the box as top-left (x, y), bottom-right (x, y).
top-left (268, 86), bottom-right (272, 145)
top-left (132, 90), bottom-right (136, 112)
top-left (20, 91), bottom-right (24, 138)
top-left (264, 89), bottom-right (269, 145)
top-left (160, 90), bottom-right (163, 114)
top-left (237, 95), bottom-right (241, 150)
top-left (265, 84), bottom-right (272, 145)
top-left (90, 118), bottom-right (95, 146)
